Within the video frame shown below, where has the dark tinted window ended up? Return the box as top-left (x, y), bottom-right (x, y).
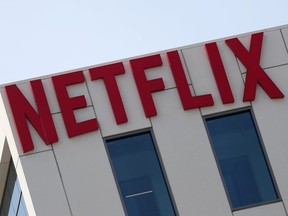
top-left (0, 162), bottom-right (28, 216)
top-left (107, 132), bottom-right (175, 216)
top-left (206, 111), bottom-right (278, 209)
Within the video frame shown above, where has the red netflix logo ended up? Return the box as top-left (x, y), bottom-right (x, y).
top-left (5, 32), bottom-right (284, 153)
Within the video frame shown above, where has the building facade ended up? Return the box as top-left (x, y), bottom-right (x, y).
top-left (0, 25), bottom-right (288, 216)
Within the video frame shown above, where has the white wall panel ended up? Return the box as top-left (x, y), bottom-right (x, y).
top-left (151, 88), bottom-right (233, 216)
top-left (233, 202), bottom-right (286, 216)
top-left (52, 113), bottom-right (125, 216)
top-left (281, 27), bottom-right (288, 55)
top-left (251, 65), bottom-right (288, 212)
top-left (17, 150), bottom-right (71, 216)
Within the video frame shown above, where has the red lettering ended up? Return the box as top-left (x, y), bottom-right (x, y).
top-left (52, 71), bottom-right (98, 138)
top-left (130, 54), bottom-right (165, 117)
top-left (89, 63), bottom-right (128, 125)
top-left (5, 80), bottom-right (58, 153)
top-left (225, 32), bottom-right (284, 101)
top-left (205, 42), bottom-right (234, 104)
top-left (167, 50), bottom-right (214, 109)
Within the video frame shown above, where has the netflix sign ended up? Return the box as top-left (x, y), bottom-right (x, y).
top-left (4, 32), bottom-right (285, 153)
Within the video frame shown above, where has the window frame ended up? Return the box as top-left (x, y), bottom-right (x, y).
top-left (0, 160), bottom-right (29, 216)
top-left (204, 108), bottom-right (281, 211)
top-left (104, 129), bottom-right (178, 216)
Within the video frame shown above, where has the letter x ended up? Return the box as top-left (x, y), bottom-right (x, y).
top-left (225, 32), bottom-right (284, 101)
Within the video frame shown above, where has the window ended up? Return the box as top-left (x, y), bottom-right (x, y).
top-left (0, 162), bottom-right (28, 216)
top-left (106, 132), bottom-right (176, 216)
top-left (206, 110), bottom-right (279, 209)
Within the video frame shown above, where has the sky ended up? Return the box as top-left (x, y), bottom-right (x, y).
top-left (1, 0), bottom-right (288, 85)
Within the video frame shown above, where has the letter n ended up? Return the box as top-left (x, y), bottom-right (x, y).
top-left (5, 80), bottom-right (58, 153)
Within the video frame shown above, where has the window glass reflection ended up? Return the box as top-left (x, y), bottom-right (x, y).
top-left (107, 132), bottom-right (175, 216)
top-left (0, 162), bottom-right (28, 216)
top-left (206, 111), bottom-right (278, 209)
